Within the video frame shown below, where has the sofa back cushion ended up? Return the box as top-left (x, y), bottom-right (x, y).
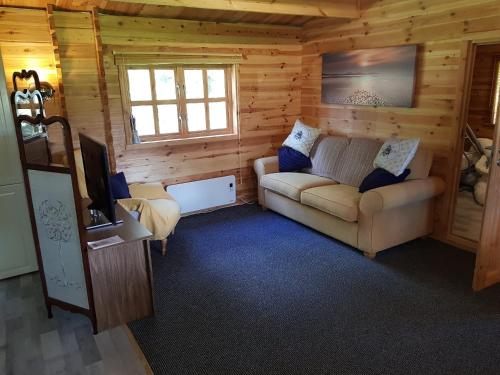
top-left (307, 135), bottom-right (349, 181)
top-left (307, 135), bottom-right (433, 185)
top-left (335, 138), bottom-right (383, 187)
top-left (307, 136), bottom-right (382, 187)
top-left (407, 147), bottom-right (433, 180)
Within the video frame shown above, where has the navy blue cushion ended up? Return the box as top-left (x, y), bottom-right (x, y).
top-left (359, 168), bottom-right (411, 193)
top-left (110, 172), bottom-right (131, 199)
top-left (278, 146), bottom-right (312, 172)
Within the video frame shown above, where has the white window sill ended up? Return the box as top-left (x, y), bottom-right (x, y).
top-left (125, 133), bottom-right (239, 149)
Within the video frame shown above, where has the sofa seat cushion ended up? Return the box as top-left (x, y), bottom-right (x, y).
top-left (261, 172), bottom-right (336, 201)
top-left (301, 184), bottom-right (362, 222)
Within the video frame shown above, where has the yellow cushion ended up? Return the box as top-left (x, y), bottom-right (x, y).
top-left (260, 172), bottom-right (336, 201)
top-left (301, 184), bottom-right (362, 222)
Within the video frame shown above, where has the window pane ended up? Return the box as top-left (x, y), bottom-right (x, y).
top-left (158, 105), bottom-right (179, 134)
top-left (184, 69), bottom-right (204, 99)
top-left (155, 69), bottom-right (176, 100)
top-left (209, 102), bottom-right (227, 130)
top-left (131, 105), bottom-right (155, 136)
top-left (186, 103), bottom-right (206, 132)
top-left (127, 69), bottom-right (152, 101)
top-left (207, 69), bottom-right (226, 98)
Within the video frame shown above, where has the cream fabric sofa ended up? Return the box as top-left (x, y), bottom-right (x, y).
top-left (254, 136), bottom-right (445, 258)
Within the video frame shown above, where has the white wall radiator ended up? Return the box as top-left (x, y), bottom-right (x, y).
top-left (166, 175), bottom-right (236, 215)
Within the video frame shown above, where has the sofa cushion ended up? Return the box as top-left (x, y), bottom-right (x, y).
top-left (307, 136), bottom-right (383, 187)
top-left (301, 184), bottom-right (362, 222)
top-left (261, 172), bottom-right (336, 201)
top-left (282, 119), bottom-right (322, 157)
top-left (374, 138), bottom-right (420, 176)
top-left (335, 138), bottom-right (383, 187)
top-left (307, 135), bottom-right (350, 179)
top-left (407, 147), bottom-right (433, 180)
top-left (359, 168), bottom-right (411, 193)
top-left (278, 146), bottom-right (312, 172)
top-left (110, 172), bottom-right (131, 200)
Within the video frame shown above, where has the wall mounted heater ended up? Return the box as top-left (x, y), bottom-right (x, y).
top-left (166, 175), bottom-right (236, 215)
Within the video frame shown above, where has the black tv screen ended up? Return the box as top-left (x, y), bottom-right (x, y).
top-left (79, 133), bottom-right (117, 225)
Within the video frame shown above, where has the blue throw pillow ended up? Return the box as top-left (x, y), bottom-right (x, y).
top-left (278, 146), bottom-right (312, 172)
top-left (359, 168), bottom-right (411, 193)
top-left (110, 172), bottom-right (131, 199)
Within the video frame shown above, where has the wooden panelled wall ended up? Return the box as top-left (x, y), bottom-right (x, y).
top-left (301, 0), bottom-right (500, 240)
top-left (1, 7), bottom-right (301, 202)
top-left (468, 44), bottom-right (500, 139)
top-left (0, 7), bottom-right (61, 116)
top-left (98, 14), bottom-right (302, 201)
top-left (2, 1), bottom-right (500, 239)
top-left (50, 11), bottom-right (107, 147)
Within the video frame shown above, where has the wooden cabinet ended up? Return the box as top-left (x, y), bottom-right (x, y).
top-left (85, 205), bottom-right (154, 332)
top-left (0, 183), bottom-right (37, 279)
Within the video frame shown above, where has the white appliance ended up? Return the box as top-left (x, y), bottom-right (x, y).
top-left (167, 175), bottom-right (236, 214)
top-left (0, 55), bottom-right (38, 279)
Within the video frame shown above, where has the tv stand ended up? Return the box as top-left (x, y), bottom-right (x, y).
top-left (85, 204), bottom-right (154, 332)
top-left (83, 207), bottom-right (123, 230)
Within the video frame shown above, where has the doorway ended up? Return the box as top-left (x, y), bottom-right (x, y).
top-left (450, 43), bottom-right (500, 245)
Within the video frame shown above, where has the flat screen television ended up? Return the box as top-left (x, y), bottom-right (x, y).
top-left (79, 133), bottom-right (120, 229)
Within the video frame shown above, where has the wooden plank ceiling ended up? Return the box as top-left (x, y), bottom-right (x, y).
top-left (0, 0), bottom-right (359, 26)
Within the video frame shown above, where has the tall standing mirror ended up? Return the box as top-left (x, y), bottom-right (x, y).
top-left (451, 43), bottom-right (500, 244)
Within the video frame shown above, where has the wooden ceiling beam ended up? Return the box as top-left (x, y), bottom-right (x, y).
top-left (115, 0), bottom-right (360, 19)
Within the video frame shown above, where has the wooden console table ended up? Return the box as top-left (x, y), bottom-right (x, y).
top-left (84, 204), bottom-right (154, 332)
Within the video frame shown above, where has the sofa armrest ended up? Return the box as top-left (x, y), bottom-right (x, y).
top-left (254, 156), bottom-right (279, 207)
top-left (254, 156), bottom-right (279, 179)
top-left (359, 176), bottom-right (445, 215)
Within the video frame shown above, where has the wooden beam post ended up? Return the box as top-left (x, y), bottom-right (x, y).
top-left (116, 0), bottom-right (360, 19)
top-left (91, 9), bottom-right (116, 172)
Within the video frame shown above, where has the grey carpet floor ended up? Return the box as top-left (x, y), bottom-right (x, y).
top-left (129, 204), bottom-right (500, 375)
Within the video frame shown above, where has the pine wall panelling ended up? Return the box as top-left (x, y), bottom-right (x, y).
top-left (97, 14), bottom-right (302, 201)
top-left (301, 0), bottom-right (500, 242)
top-left (0, 7), bottom-right (61, 116)
top-left (51, 10), bottom-right (107, 150)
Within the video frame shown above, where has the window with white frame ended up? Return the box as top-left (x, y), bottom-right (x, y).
top-left (120, 64), bottom-right (236, 142)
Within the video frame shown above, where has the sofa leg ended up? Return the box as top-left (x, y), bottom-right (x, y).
top-left (161, 239), bottom-right (168, 256)
top-left (363, 251), bottom-right (376, 260)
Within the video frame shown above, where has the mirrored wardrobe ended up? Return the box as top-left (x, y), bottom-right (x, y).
top-left (451, 43), bottom-right (500, 244)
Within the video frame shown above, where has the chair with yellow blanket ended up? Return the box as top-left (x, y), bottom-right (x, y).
top-left (74, 150), bottom-right (180, 255)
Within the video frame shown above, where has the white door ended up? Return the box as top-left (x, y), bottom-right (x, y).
top-left (0, 183), bottom-right (38, 279)
top-left (0, 56), bottom-right (22, 186)
top-left (0, 55), bottom-right (37, 278)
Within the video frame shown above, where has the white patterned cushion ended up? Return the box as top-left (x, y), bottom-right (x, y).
top-left (374, 138), bottom-right (420, 176)
top-left (282, 119), bottom-right (322, 157)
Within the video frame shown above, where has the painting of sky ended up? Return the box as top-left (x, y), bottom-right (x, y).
top-left (322, 45), bottom-right (417, 107)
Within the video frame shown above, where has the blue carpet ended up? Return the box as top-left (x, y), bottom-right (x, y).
top-left (129, 204), bottom-right (500, 375)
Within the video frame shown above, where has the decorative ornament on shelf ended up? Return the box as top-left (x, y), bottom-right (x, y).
top-left (130, 114), bottom-right (141, 144)
top-left (29, 81), bottom-right (55, 102)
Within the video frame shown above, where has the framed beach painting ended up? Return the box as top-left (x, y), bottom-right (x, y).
top-left (321, 45), bottom-right (417, 107)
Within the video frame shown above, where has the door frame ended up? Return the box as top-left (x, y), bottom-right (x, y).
top-left (446, 38), bottom-right (500, 251)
